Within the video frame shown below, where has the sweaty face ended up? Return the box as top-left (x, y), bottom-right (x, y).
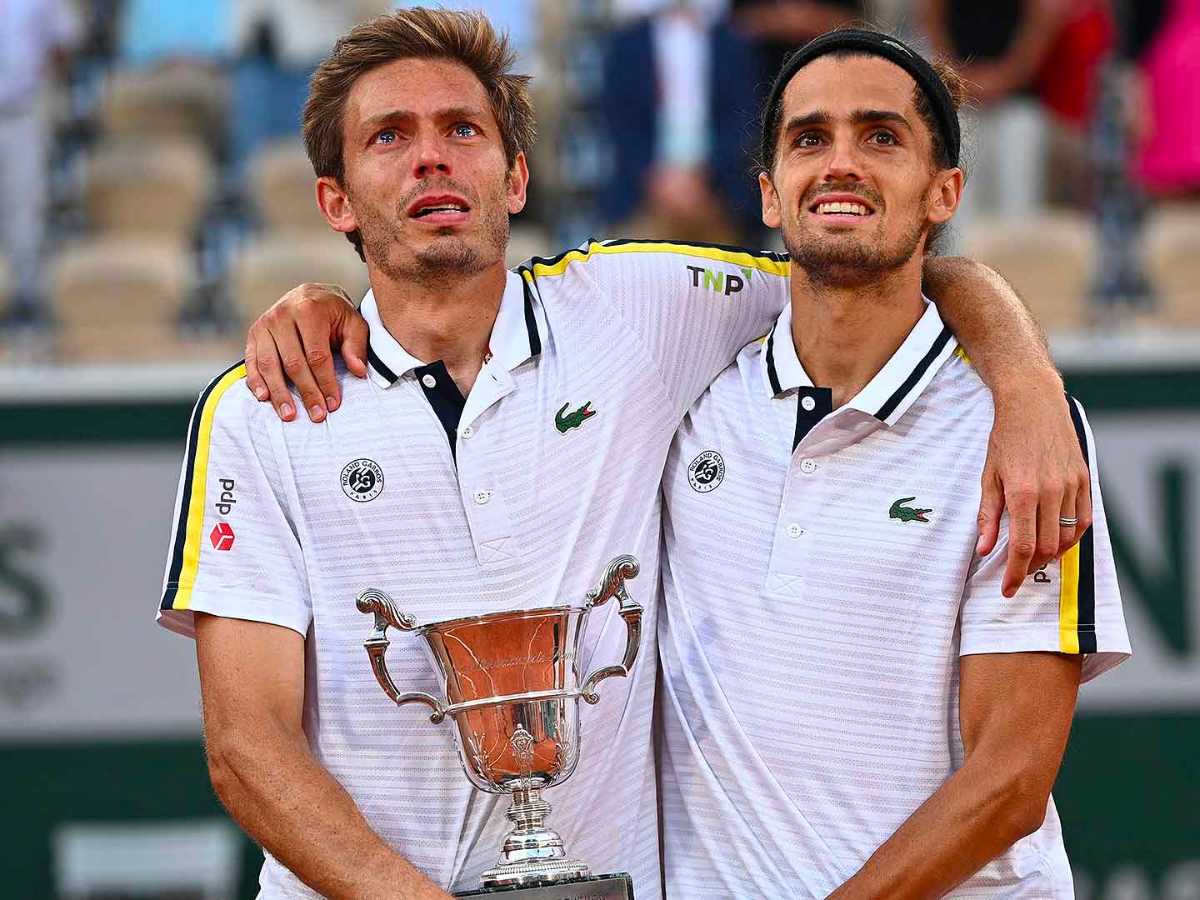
top-left (333, 58), bottom-right (526, 281)
top-left (761, 55), bottom-right (959, 287)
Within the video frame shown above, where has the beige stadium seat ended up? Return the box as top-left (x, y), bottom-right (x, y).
top-left (964, 213), bottom-right (1095, 332)
top-left (50, 237), bottom-right (190, 348)
top-left (250, 140), bottom-right (327, 233)
top-left (231, 234), bottom-right (369, 324)
top-left (1144, 206), bottom-right (1200, 328)
top-left (101, 64), bottom-right (227, 147)
top-left (85, 139), bottom-right (213, 242)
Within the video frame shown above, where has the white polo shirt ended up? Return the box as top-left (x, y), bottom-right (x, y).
top-left (157, 240), bottom-right (790, 897)
top-left (658, 300), bottom-right (1131, 899)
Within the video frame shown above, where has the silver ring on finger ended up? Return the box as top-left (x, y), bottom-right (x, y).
top-left (1058, 516), bottom-right (1079, 527)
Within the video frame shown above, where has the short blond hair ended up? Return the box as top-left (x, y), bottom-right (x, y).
top-left (303, 8), bottom-right (536, 257)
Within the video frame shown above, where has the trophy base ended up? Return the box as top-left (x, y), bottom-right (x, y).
top-left (455, 872), bottom-right (634, 899)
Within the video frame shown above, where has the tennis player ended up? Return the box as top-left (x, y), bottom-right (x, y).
top-left (166, 10), bottom-right (1095, 898)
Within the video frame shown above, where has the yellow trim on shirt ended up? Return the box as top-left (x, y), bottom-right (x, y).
top-left (524, 240), bottom-right (792, 280)
top-left (172, 363), bottom-right (247, 610)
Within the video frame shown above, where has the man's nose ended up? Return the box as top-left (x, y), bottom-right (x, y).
top-left (412, 133), bottom-right (452, 178)
top-left (824, 136), bottom-right (863, 182)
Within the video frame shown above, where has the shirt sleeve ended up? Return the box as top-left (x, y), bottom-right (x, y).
top-left (522, 239), bottom-right (790, 418)
top-left (157, 361), bottom-right (312, 640)
top-left (959, 397), bottom-right (1132, 684)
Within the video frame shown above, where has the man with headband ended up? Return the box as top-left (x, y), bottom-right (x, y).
top-left (656, 30), bottom-right (1130, 898)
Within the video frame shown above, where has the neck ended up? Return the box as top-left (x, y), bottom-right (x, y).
top-left (789, 258), bottom-right (926, 408)
top-left (370, 260), bottom-right (509, 395)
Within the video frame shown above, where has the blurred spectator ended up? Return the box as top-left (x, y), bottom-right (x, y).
top-left (918, 0), bottom-right (1069, 241)
top-left (600, 1), bottom-right (766, 245)
top-left (230, 1), bottom-right (389, 170)
top-left (0, 0), bottom-right (80, 323)
top-left (730, 0), bottom-right (864, 83)
top-left (1133, 0), bottom-right (1200, 198)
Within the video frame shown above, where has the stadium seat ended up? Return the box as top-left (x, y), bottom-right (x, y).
top-left (230, 234), bottom-right (370, 323)
top-left (1144, 206), bottom-right (1200, 328)
top-left (101, 64), bottom-right (228, 148)
top-left (84, 139), bottom-right (214, 243)
top-left (50, 235), bottom-right (189, 325)
top-left (964, 213), bottom-right (1094, 332)
top-left (250, 139), bottom-right (328, 233)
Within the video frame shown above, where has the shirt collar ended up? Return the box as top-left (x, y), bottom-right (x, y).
top-left (760, 297), bottom-right (958, 426)
top-left (362, 270), bottom-right (543, 388)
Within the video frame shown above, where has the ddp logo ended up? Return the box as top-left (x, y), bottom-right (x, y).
top-left (209, 522), bottom-right (235, 551)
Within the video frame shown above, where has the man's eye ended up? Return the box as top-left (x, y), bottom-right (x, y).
top-left (375, 129), bottom-right (397, 145)
top-left (794, 132), bottom-right (823, 148)
top-left (870, 131), bottom-right (898, 145)
top-left (453, 123), bottom-right (478, 138)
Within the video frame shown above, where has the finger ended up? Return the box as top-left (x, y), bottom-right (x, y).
top-left (339, 311), bottom-right (370, 379)
top-left (295, 313), bottom-right (339, 414)
top-left (244, 328), bottom-right (270, 402)
top-left (976, 471), bottom-right (1002, 557)
top-left (1032, 483), bottom-right (1062, 574)
top-left (253, 326), bottom-right (295, 421)
top-left (1070, 466), bottom-right (1094, 550)
top-left (1056, 479), bottom-right (1080, 558)
top-left (273, 323), bottom-right (326, 422)
top-left (1001, 488), bottom-right (1038, 597)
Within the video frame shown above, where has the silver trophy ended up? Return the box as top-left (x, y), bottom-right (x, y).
top-left (355, 555), bottom-right (641, 899)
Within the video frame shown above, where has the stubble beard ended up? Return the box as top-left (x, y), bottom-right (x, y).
top-left (784, 208), bottom-right (927, 289)
top-left (357, 186), bottom-right (511, 286)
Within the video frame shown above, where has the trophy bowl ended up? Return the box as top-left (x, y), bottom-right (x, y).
top-left (355, 554), bottom-right (641, 894)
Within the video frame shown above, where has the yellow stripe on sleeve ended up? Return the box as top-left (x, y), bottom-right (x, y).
top-left (525, 240), bottom-right (791, 280)
top-left (172, 363), bottom-right (247, 611)
top-left (1058, 543), bottom-right (1081, 654)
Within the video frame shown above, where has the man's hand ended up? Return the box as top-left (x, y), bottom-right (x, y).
top-left (245, 283), bottom-right (370, 422)
top-left (978, 380), bottom-right (1092, 597)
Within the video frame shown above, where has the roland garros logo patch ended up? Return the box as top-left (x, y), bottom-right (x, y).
top-left (687, 450), bottom-right (725, 493)
top-left (341, 458), bottom-right (384, 502)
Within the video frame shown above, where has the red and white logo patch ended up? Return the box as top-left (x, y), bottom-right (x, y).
top-left (210, 521), bottom-right (235, 551)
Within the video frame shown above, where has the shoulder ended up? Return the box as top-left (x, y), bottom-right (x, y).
top-left (518, 238), bottom-right (791, 294)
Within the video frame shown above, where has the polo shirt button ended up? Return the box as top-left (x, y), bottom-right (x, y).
top-left (800, 458), bottom-right (818, 474)
top-left (461, 426), bottom-right (475, 439)
top-left (421, 373), bottom-right (437, 388)
top-left (473, 490), bottom-right (491, 505)
top-left (801, 395), bottom-right (816, 412)
top-left (786, 523), bottom-right (804, 538)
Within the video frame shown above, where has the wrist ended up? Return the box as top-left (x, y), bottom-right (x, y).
top-left (993, 367), bottom-right (1063, 408)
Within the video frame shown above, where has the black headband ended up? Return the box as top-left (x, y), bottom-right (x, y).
top-left (761, 29), bottom-right (960, 170)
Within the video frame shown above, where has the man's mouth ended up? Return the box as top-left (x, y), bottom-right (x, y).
top-left (408, 194), bottom-right (472, 221)
top-left (814, 201), bottom-right (870, 216)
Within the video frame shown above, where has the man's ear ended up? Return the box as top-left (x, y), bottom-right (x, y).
top-left (759, 171), bottom-right (782, 229)
top-left (316, 176), bottom-right (358, 235)
top-left (507, 151), bottom-right (530, 215)
top-left (927, 167), bottom-right (964, 228)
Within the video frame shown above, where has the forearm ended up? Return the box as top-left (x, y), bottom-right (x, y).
top-left (208, 727), bottom-right (448, 900)
top-left (826, 762), bottom-right (1035, 899)
top-left (922, 257), bottom-right (1061, 398)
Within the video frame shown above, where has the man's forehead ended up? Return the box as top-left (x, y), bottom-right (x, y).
top-left (348, 57), bottom-right (491, 120)
top-left (780, 54), bottom-right (919, 118)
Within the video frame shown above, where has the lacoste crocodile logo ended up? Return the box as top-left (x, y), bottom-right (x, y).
top-left (889, 497), bottom-right (932, 523)
top-left (555, 401), bottom-right (596, 434)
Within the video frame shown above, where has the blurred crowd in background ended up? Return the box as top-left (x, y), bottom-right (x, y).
top-left (1, 0), bottom-right (1198, 365)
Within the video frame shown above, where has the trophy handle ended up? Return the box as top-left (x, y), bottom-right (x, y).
top-left (580, 555), bottom-right (642, 705)
top-left (356, 588), bottom-right (446, 723)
